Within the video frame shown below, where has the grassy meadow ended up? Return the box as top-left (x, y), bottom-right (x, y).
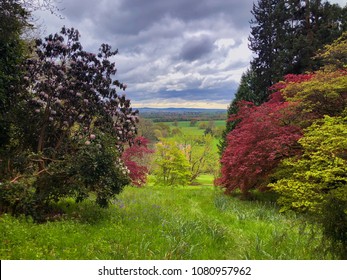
top-left (0, 121), bottom-right (331, 260)
top-left (0, 175), bottom-right (329, 260)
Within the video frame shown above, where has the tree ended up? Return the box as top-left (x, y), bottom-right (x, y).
top-left (0, 27), bottom-right (139, 218)
top-left (178, 134), bottom-right (217, 183)
top-left (218, 69), bottom-right (257, 155)
top-left (153, 139), bottom-right (191, 186)
top-left (136, 117), bottom-right (157, 142)
top-left (0, 0), bottom-right (30, 152)
top-left (198, 122), bottom-right (207, 130)
top-left (153, 122), bottom-right (171, 138)
top-left (122, 136), bottom-right (154, 187)
top-left (220, 1), bottom-right (346, 157)
top-left (270, 32), bottom-right (347, 124)
top-left (265, 34), bottom-right (347, 257)
top-left (249, 0), bottom-right (292, 103)
top-left (314, 31), bottom-right (347, 71)
top-left (171, 127), bottom-right (183, 136)
top-left (269, 115), bottom-right (347, 258)
top-left (249, 0), bottom-right (346, 103)
top-left (216, 96), bottom-right (302, 195)
top-left (282, 71), bottom-right (347, 119)
top-left (290, 0), bottom-right (346, 73)
top-left (190, 119), bottom-right (198, 127)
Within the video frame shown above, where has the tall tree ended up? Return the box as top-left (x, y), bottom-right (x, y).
top-left (249, 0), bottom-right (346, 101)
top-left (219, 0), bottom-right (347, 156)
top-left (290, 0), bottom-right (346, 72)
top-left (249, 0), bottom-right (292, 103)
top-left (218, 69), bottom-right (257, 155)
top-left (0, 0), bottom-right (30, 148)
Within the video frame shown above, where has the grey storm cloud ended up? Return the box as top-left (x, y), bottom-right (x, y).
top-left (179, 35), bottom-right (215, 61)
top-left (35, 0), bottom-right (256, 108)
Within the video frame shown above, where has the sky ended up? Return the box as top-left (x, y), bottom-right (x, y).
top-left (34, 0), bottom-right (347, 109)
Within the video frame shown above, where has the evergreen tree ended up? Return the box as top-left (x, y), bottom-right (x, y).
top-left (249, 0), bottom-right (291, 103)
top-left (249, 0), bottom-right (346, 101)
top-left (218, 69), bottom-right (256, 155)
top-left (0, 0), bottom-right (30, 148)
top-left (290, 0), bottom-right (346, 73)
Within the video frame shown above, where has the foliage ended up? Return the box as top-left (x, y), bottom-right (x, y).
top-left (37, 132), bottom-right (130, 207)
top-left (177, 134), bottom-right (217, 183)
top-left (270, 115), bottom-right (347, 212)
top-left (248, 0), bottom-right (346, 104)
top-left (153, 123), bottom-right (171, 139)
top-left (315, 31), bottom-right (347, 70)
top-left (0, 132), bottom-right (131, 220)
top-left (221, 1), bottom-right (346, 157)
top-left (136, 117), bottom-right (157, 142)
top-left (218, 69), bottom-right (257, 155)
top-left (190, 119), bottom-right (198, 127)
top-left (122, 136), bottom-right (154, 187)
top-left (153, 139), bottom-right (191, 186)
top-left (269, 115), bottom-right (347, 258)
top-left (0, 27), bottom-right (139, 218)
top-left (216, 97), bottom-right (302, 195)
top-left (0, 0), bottom-right (30, 152)
top-left (282, 71), bottom-right (347, 119)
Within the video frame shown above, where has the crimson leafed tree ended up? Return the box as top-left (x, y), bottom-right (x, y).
top-left (122, 136), bottom-right (154, 187)
top-left (216, 94), bottom-right (302, 195)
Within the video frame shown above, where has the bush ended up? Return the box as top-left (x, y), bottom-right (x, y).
top-left (270, 115), bottom-right (347, 258)
top-left (0, 180), bottom-right (35, 216)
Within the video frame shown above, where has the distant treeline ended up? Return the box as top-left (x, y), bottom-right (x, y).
top-left (138, 109), bottom-right (227, 122)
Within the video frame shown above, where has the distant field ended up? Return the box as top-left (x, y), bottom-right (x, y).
top-left (169, 120), bottom-right (226, 127)
top-left (139, 108), bottom-right (227, 122)
top-left (169, 120), bottom-right (226, 137)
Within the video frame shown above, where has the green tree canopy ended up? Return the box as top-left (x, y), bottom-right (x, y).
top-left (153, 139), bottom-right (191, 186)
top-left (270, 114), bottom-right (347, 213)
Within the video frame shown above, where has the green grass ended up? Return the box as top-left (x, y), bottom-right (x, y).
top-left (0, 177), bottom-right (330, 260)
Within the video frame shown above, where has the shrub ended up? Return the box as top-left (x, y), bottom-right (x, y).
top-left (270, 115), bottom-right (347, 258)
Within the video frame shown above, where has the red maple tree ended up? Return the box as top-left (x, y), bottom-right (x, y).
top-left (216, 96), bottom-right (302, 195)
top-left (122, 136), bottom-right (154, 187)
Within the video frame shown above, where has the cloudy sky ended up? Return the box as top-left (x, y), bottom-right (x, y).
top-left (34, 0), bottom-right (346, 109)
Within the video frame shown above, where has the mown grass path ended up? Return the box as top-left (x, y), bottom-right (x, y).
top-left (0, 178), bottom-right (329, 260)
